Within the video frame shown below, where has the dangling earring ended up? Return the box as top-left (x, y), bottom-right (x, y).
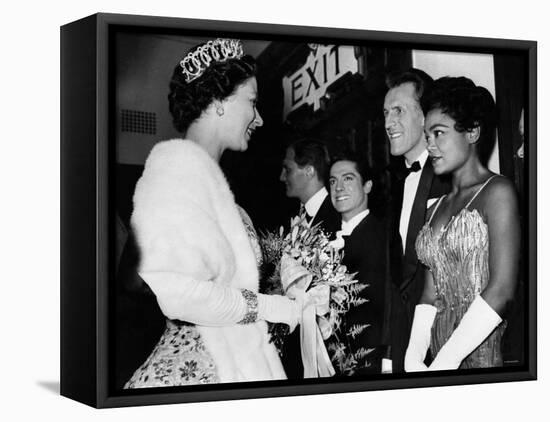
top-left (216, 106), bottom-right (224, 116)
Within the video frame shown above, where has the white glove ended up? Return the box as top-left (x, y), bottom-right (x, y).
top-left (429, 295), bottom-right (502, 370)
top-left (404, 304), bottom-right (438, 372)
top-left (258, 293), bottom-right (301, 332)
top-left (381, 358), bottom-right (393, 374)
top-left (141, 271), bottom-right (300, 329)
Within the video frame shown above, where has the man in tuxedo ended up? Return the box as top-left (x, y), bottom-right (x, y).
top-left (383, 68), bottom-right (450, 372)
top-left (280, 138), bottom-right (340, 237)
top-left (329, 152), bottom-right (391, 375)
top-left (279, 138), bottom-right (340, 378)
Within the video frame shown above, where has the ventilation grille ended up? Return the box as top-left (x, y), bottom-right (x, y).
top-left (121, 109), bottom-right (157, 135)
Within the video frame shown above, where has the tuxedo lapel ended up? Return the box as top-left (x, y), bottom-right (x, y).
top-left (341, 213), bottom-right (390, 370)
top-left (343, 214), bottom-right (370, 259)
top-left (403, 160), bottom-right (434, 281)
top-left (311, 196), bottom-right (329, 226)
top-left (312, 196), bottom-right (340, 238)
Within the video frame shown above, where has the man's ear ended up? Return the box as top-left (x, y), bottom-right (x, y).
top-left (363, 180), bottom-right (373, 195)
top-left (467, 126), bottom-right (481, 144)
top-left (305, 165), bottom-right (315, 179)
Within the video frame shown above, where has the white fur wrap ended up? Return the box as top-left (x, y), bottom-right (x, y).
top-left (131, 139), bottom-right (285, 383)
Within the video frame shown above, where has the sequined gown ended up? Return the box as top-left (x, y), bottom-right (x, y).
top-left (415, 176), bottom-right (506, 369)
top-left (124, 208), bottom-right (263, 388)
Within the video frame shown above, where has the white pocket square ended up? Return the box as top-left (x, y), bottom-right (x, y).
top-left (427, 198), bottom-right (438, 209)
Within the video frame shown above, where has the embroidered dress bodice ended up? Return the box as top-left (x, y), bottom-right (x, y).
top-left (238, 206), bottom-right (263, 268)
top-left (415, 176), bottom-right (506, 369)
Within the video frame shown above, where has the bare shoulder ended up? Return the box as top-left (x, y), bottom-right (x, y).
top-left (483, 175), bottom-right (517, 201)
top-left (479, 175), bottom-right (519, 216)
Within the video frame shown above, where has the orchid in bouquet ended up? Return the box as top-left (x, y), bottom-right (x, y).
top-left (259, 211), bottom-right (372, 376)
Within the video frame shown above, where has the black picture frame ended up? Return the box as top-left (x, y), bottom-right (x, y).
top-left (61, 12), bottom-right (537, 408)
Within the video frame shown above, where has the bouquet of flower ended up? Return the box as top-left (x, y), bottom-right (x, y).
top-left (259, 212), bottom-right (372, 376)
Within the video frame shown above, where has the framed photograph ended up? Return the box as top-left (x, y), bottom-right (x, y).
top-left (61, 12), bottom-right (536, 408)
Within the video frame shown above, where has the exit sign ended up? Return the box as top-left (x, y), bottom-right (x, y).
top-left (282, 45), bottom-right (358, 119)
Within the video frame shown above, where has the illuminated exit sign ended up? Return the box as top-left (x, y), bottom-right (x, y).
top-left (282, 44), bottom-right (358, 119)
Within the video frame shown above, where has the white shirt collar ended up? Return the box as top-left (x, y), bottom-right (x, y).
top-left (405, 149), bottom-right (429, 169)
top-left (304, 187), bottom-right (328, 218)
top-left (341, 209), bottom-right (370, 236)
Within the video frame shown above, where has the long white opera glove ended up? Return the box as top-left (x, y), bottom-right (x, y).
top-left (141, 271), bottom-right (299, 328)
top-left (404, 304), bottom-right (438, 372)
top-left (429, 295), bottom-right (503, 371)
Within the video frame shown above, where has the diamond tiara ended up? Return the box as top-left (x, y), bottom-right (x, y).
top-left (179, 38), bottom-right (244, 83)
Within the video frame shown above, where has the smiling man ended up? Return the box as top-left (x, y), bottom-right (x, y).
top-left (280, 138), bottom-right (340, 237)
top-left (329, 152), bottom-right (391, 375)
top-left (383, 68), bottom-right (450, 373)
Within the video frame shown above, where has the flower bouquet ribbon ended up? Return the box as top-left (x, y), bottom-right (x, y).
top-left (281, 253), bottom-right (335, 378)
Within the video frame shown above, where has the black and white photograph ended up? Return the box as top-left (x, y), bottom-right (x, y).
top-left (4, 0), bottom-right (548, 420)
top-left (60, 13), bottom-right (535, 407)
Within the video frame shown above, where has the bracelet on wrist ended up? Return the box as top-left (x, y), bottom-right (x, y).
top-left (237, 289), bottom-right (259, 324)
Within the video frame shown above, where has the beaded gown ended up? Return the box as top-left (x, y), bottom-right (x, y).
top-left (415, 176), bottom-right (506, 369)
top-left (124, 208), bottom-right (263, 388)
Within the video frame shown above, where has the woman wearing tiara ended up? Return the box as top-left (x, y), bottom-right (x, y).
top-left (404, 76), bottom-right (520, 371)
top-left (124, 39), bottom-right (300, 388)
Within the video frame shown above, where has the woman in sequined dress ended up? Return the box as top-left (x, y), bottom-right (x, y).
top-left (404, 77), bottom-right (520, 371)
top-left (124, 39), bottom-right (300, 388)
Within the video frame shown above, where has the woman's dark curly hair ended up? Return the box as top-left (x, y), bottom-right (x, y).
top-left (421, 76), bottom-right (497, 165)
top-left (168, 45), bottom-right (257, 134)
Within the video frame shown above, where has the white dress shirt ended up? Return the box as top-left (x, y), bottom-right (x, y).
top-left (330, 209), bottom-right (370, 250)
top-left (341, 209), bottom-right (370, 236)
top-left (399, 149), bottom-right (429, 252)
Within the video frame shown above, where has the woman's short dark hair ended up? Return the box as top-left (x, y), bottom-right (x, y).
top-left (168, 44), bottom-right (257, 134)
top-left (421, 76), bottom-right (497, 165)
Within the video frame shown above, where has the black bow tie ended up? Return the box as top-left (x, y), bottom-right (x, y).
top-left (394, 161), bottom-right (421, 180)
